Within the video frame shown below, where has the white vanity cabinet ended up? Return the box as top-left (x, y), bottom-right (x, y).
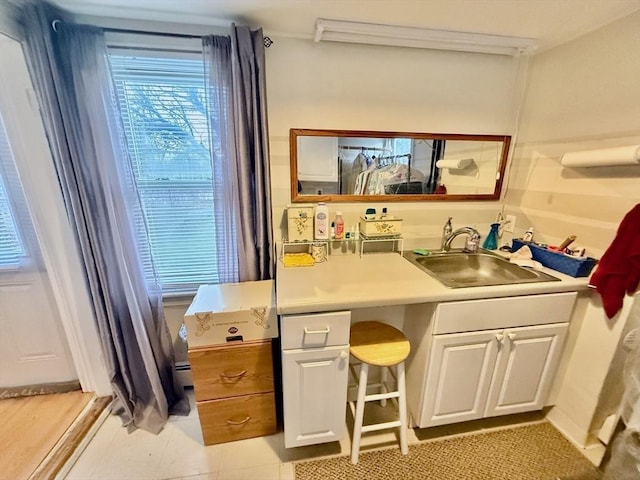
top-left (407, 292), bottom-right (576, 428)
top-left (281, 311), bottom-right (351, 448)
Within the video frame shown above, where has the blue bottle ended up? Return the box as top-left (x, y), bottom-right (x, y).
top-left (482, 223), bottom-right (500, 250)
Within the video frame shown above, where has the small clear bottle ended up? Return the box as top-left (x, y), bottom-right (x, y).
top-left (334, 211), bottom-right (345, 240)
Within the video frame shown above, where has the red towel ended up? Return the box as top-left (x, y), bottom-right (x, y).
top-left (590, 203), bottom-right (640, 318)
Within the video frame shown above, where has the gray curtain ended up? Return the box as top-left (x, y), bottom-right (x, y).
top-left (203, 24), bottom-right (274, 282)
top-left (20, 2), bottom-right (188, 434)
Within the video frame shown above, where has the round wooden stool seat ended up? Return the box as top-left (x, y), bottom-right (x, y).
top-left (349, 321), bottom-right (410, 367)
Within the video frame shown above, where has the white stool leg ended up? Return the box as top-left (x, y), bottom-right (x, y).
top-left (380, 365), bottom-right (388, 407)
top-left (351, 362), bottom-right (369, 465)
top-left (397, 362), bottom-right (408, 455)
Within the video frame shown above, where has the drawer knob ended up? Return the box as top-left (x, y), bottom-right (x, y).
top-left (340, 350), bottom-right (348, 359)
top-left (226, 416), bottom-right (251, 426)
top-left (220, 370), bottom-right (248, 380)
top-left (507, 333), bottom-right (517, 342)
top-left (304, 326), bottom-right (330, 335)
top-left (495, 333), bottom-right (504, 344)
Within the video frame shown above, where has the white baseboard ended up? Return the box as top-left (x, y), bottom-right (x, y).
top-left (546, 407), bottom-right (605, 466)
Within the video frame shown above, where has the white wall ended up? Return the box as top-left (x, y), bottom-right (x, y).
top-left (266, 36), bottom-right (523, 249)
top-left (506, 11), bottom-right (640, 448)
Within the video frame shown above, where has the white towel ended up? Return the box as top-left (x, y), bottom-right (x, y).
top-left (509, 246), bottom-right (543, 270)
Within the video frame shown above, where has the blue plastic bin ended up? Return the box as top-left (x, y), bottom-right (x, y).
top-left (511, 239), bottom-right (598, 277)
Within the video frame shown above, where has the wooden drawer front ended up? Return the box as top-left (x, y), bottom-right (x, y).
top-left (189, 340), bottom-right (273, 402)
top-left (433, 292), bottom-right (577, 335)
top-left (281, 311), bottom-right (351, 350)
top-left (197, 392), bottom-right (277, 445)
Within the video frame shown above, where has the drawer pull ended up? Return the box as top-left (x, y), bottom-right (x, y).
top-left (304, 326), bottom-right (330, 335)
top-left (226, 416), bottom-right (251, 426)
top-left (220, 370), bottom-right (248, 379)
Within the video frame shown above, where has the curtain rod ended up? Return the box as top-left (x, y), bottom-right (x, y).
top-left (50, 20), bottom-right (274, 47)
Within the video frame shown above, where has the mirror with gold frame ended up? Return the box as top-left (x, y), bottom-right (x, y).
top-left (290, 129), bottom-right (511, 203)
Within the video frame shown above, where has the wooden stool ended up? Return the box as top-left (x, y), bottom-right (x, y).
top-left (348, 321), bottom-right (411, 464)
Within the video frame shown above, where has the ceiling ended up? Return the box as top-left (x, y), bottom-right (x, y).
top-left (50, 0), bottom-right (640, 52)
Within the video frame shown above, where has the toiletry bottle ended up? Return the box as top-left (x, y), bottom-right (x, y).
top-left (381, 207), bottom-right (388, 219)
top-left (523, 227), bottom-right (534, 242)
top-left (441, 217), bottom-right (453, 250)
top-left (330, 222), bottom-right (335, 240)
top-left (334, 211), bottom-right (345, 240)
top-left (482, 223), bottom-right (499, 250)
top-left (365, 208), bottom-right (376, 220)
top-left (314, 203), bottom-right (329, 240)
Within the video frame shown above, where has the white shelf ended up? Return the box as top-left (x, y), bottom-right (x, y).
top-left (281, 239), bottom-right (329, 262)
top-left (281, 236), bottom-right (404, 260)
top-left (359, 235), bottom-right (404, 257)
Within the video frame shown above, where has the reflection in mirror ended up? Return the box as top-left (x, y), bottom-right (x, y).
top-left (290, 129), bottom-right (511, 203)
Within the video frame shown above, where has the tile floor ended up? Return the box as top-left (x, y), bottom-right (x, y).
top-left (63, 388), bottom-right (586, 480)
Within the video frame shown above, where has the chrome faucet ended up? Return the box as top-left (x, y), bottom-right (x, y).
top-left (442, 227), bottom-right (481, 253)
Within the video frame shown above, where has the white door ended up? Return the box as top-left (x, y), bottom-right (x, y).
top-left (420, 329), bottom-right (500, 427)
top-left (484, 323), bottom-right (568, 418)
top-left (282, 345), bottom-right (349, 448)
top-left (0, 35), bottom-right (77, 389)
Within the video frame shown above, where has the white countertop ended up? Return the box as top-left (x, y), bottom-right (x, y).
top-left (275, 252), bottom-right (590, 315)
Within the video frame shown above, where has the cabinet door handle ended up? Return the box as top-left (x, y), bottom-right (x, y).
top-left (495, 333), bottom-right (504, 344)
top-left (220, 370), bottom-right (247, 379)
top-left (507, 333), bottom-right (517, 342)
top-left (304, 326), bottom-right (330, 335)
top-left (226, 416), bottom-right (251, 426)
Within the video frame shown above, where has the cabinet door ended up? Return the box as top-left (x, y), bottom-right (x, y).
top-left (296, 136), bottom-right (338, 182)
top-left (420, 330), bottom-right (501, 427)
top-left (282, 345), bottom-right (349, 448)
top-left (485, 323), bottom-right (568, 418)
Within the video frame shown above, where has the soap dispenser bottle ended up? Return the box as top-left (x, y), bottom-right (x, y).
top-left (482, 223), bottom-right (500, 250)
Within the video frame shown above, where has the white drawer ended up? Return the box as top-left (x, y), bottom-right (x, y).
top-left (281, 311), bottom-right (351, 350)
top-left (433, 292), bottom-right (577, 335)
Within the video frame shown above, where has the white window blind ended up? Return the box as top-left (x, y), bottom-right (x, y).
top-left (0, 117), bottom-right (26, 268)
top-left (110, 54), bottom-right (218, 292)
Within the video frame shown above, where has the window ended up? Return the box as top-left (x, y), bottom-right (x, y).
top-left (110, 54), bottom-right (218, 292)
top-left (0, 172), bottom-right (24, 268)
top-left (0, 118), bottom-right (26, 268)
top-left (393, 138), bottom-right (412, 164)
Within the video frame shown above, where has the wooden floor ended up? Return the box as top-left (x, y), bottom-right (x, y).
top-left (0, 390), bottom-right (94, 480)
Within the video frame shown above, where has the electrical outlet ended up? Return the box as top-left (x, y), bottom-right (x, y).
top-left (503, 215), bottom-right (516, 233)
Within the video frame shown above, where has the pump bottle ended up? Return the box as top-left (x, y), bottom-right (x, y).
top-left (334, 211), bottom-right (345, 240)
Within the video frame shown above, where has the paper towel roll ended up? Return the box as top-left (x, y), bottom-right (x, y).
top-left (561, 145), bottom-right (640, 167)
top-left (436, 158), bottom-right (473, 169)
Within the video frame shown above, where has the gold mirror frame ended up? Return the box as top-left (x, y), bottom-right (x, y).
top-left (290, 129), bottom-right (511, 203)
